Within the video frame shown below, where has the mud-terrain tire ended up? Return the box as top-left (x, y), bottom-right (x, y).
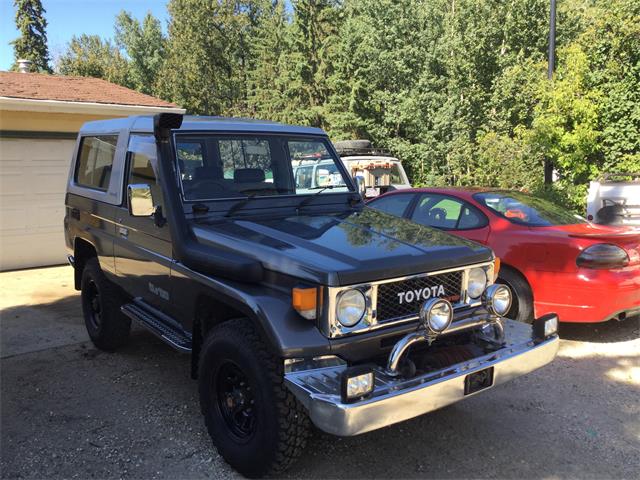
top-left (80, 257), bottom-right (131, 350)
top-left (198, 318), bottom-right (310, 478)
top-left (497, 267), bottom-right (534, 323)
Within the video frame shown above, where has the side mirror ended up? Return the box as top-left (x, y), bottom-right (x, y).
top-left (354, 176), bottom-right (366, 196)
top-left (128, 184), bottom-right (155, 216)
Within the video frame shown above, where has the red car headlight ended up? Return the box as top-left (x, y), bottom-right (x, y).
top-left (576, 244), bottom-right (630, 269)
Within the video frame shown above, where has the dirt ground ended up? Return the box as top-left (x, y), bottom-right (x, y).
top-left (1, 265), bottom-right (638, 479)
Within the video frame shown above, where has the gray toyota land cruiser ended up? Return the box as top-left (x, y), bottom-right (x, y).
top-left (64, 113), bottom-right (559, 477)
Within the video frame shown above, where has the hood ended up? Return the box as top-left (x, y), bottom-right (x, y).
top-left (192, 207), bottom-right (492, 286)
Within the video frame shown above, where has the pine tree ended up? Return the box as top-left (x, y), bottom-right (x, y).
top-left (158, 0), bottom-right (260, 115)
top-left (11, 0), bottom-right (52, 73)
top-left (58, 34), bottom-right (130, 87)
top-left (115, 11), bottom-right (166, 95)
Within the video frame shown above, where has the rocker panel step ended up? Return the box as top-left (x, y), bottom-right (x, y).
top-left (121, 302), bottom-right (192, 353)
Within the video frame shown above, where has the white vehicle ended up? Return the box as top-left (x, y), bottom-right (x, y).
top-left (334, 140), bottom-right (411, 198)
top-left (587, 173), bottom-right (640, 227)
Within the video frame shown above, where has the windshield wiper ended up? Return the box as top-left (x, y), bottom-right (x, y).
top-left (225, 193), bottom-right (258, 217)
top-left (295, 185), bottom-right (335, 211)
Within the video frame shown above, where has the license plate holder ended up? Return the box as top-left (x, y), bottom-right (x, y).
top-left (464, 367), bottom-right (494, 395)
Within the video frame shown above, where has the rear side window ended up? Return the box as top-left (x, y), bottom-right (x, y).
top-left (75, 135), bottom-right (118, 190)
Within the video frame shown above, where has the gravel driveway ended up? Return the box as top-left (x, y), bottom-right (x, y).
top-left (1, 266), bottom-right (638, 479)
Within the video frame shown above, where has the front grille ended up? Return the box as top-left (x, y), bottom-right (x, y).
top-left (376, 271), bottom-right (463, 322)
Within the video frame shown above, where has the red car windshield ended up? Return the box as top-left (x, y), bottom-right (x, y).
top-left (474, 192), bottom-right (587, 227)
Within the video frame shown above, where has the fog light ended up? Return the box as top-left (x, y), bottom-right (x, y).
top-left (341, 366), bottom-right (375, 403)
top-left (482, 284), bottom-right (512, 317)
top-left (533, 313), bottom-right (559, 340)
top-left (419, 298), bottom-right (453, 334)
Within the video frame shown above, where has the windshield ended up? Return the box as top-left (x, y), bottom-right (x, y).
top-left (474, 191), bottom-right (587, 226)
top-left (175, 135), bottom-right (351, 201)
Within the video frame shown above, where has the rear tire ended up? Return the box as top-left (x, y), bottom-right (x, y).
top-left (198, 318), bottom-right (310, 478)
top-left (80, 257), bottom-right (131, 350)
top-left (496, 267), bottom-right (534, 323)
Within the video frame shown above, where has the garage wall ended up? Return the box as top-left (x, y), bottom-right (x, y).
top-left (0, 137), bottom-right (76, 271)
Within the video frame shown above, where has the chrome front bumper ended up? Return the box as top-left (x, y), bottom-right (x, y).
top-left (284, 319), bottom-right (559, 436)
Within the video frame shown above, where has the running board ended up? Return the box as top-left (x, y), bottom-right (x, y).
top-left (121, 302), bottom-right (192, 353)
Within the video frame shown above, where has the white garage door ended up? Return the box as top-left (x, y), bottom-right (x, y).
top-left (0, 137), bottom-right (76, 271)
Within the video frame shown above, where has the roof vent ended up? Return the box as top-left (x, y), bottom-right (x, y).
top-left (17, 59), bottom-right (32, 73)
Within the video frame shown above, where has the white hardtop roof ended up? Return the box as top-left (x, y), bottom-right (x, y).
top-left (79, 115), bottom-right (327, 136)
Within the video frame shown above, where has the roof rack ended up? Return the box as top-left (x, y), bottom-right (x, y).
top-left (333, 139), bottom-right (392, 157)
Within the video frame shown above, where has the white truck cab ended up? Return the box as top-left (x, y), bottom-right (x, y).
top-left (333, 140), bottom-right (411, 198)
top-left (587, 173), bottom-right (640, 227)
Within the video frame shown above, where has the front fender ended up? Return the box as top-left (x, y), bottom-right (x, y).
top-left (172, 261), bottom-right (330, 358)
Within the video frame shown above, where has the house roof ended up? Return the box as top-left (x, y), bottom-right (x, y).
top-left (0, 71), bottom-right (178, 108)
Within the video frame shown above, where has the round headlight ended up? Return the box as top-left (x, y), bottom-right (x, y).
top-left (419, 298), bottom-right (453, 334)
top-left (483, 284), bottom-right (512, 316)
top-left (467, 267), bottom-right (488, 299)
top-left (336, 289), bottom-right (366, 327)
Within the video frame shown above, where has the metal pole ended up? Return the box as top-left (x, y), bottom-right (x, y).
top-left (544, 0), bottom-right (557, 183)
top-left (548, 0), bottom-right (556, 80)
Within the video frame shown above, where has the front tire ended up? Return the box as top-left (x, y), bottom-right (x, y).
top-left (80, 257), bottom-right (131, 350)
top-left (497, 267), bottom-right (534, 323)
top-left (198, 319), bottom-right (310, 478)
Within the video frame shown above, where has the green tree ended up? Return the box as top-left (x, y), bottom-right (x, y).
top-left (10, 0), bottom-right (51, 73)
top-left (583, 0), bottom-right (640, 173)
top-left (274, 0), bottom-right (341, 127)
top-left (158, 0), bottom-right (261, 115)
top-left (114, 11), bottom-right (166, 95)
top-left (246, 0), bottom-right (291, 119)
top-left (57, 34), bottom-right (130, 86)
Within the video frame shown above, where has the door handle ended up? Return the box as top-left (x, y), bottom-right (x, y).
top-left (118, 226), bottom-right (129, 238)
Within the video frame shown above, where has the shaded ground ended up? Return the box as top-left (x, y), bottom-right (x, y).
top-left (1, 266), bottom-right (638, 479)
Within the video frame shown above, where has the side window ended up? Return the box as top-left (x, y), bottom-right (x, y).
top-left (127, 135), bottom-right (163, 208)
top-left (370, 194), bottom-right (415, 217)
top-left (458, 204), bottom-right (487, 229)
top-left (75, 135), bottom-right (118, 190)
top-left (412, 194), bottom-right (486, 230)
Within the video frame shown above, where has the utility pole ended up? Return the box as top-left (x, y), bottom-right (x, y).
top-left (544, 0), bottom-right (557, 184)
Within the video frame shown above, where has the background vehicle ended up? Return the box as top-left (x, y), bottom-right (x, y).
top-left (369, 188), bottom-right (640, 324)
top-left (587, 173), bottom-right (640, 226)
top-left (65, 115), bottom-right (558, 477)
top-left (333, 140), bottom-right (410, 198)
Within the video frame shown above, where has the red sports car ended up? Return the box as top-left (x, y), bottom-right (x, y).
top-left (368, 188), bottom-right (640, 323)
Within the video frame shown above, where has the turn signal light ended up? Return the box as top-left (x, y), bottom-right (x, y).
top-left (292, 287), bottom-right (318, 320)
top-left (494, 257), bottom-right (501, 279)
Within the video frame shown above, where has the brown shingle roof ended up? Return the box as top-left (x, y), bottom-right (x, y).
top-left (0, 71), bottom-right (178, 108)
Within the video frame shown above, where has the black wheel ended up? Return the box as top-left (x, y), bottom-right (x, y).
top-left (80, 257), bottom-right (131, 350)
top-left (497, 267), bottom-right (534, 323)
top-left (199, 318), bottom-right (310, 478)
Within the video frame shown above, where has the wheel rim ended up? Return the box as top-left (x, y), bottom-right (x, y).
top-left (215, 361), bottom-right (257, 441)
top-left (86, 280), bottom-right (102, 330)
